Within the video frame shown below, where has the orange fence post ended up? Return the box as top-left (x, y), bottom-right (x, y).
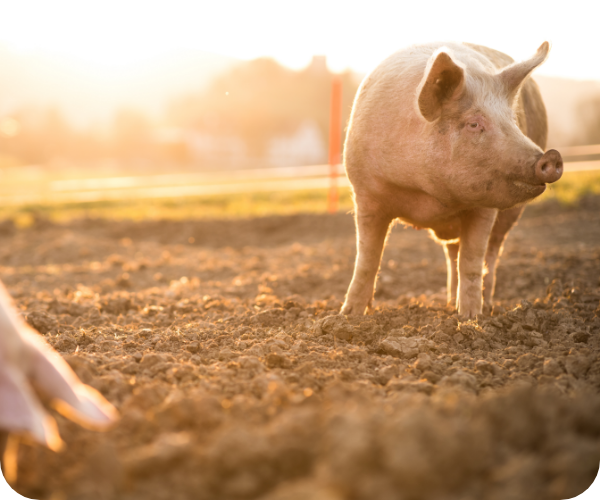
top-left (328, 75), bottom-right (342, 214)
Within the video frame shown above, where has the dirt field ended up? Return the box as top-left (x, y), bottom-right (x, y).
top-left (2, 196), bottom-right (600, 500)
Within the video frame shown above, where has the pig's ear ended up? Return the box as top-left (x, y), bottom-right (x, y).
top-left (498, 42), bottom-right (550, 100)
top-left (417, 49), bottom-right (465, 121)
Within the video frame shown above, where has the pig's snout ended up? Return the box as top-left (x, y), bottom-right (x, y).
top-left (535, 149), bottom-right (563, 184)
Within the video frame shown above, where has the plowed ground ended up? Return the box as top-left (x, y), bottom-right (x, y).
top-left (2, 197), bottom-right (600, 500)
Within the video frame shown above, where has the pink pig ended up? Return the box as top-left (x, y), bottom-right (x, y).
top-left (341, 42), bottom-right (562, 318)
top-left (0, 281), bottom-right (117, 477)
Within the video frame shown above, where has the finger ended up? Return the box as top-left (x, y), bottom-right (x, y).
top-left (0, 362), bottom-right (63, 451)
top-left (25, 330), bottom-right (119, 429)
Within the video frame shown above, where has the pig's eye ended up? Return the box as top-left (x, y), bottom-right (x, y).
top-left (467, 122), bottom-right (480, 130)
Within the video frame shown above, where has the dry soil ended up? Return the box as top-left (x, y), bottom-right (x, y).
top-left (1, 197), bottom-right (600, 500)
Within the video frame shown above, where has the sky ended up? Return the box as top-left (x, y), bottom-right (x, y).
top-left (0, 0), bottom-right (598, 80)
top-left (0, 0), bottom-right (598, 131)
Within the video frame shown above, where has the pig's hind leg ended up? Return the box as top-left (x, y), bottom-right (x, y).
top-left (342, 210), bottom-right (392, 315)
top-left (443, 242), bottom-right (459, 306)
top-left (483, 206), bottom-right (524, 308)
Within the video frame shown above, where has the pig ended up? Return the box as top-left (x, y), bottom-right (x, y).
top-left (0, 280), bottom-right (117, 477)
top-left (341, 41), bottom-right (562, 318)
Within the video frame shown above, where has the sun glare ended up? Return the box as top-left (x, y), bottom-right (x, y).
top-left (0, 0), bottom-right (598, 78)
top-left (0, 1), bottom-right (171, 69)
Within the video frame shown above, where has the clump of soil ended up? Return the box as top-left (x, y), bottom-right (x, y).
top-left (2, 198), bottom-right (600, 500)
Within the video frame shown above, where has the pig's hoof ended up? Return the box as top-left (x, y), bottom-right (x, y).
top-left (340, 303), bottom-right (354, 315)
top-left (341, 301), bottom-right (367, 315)
top-left (457, 293), bottom-right (482, 319)
top-left (459, 308), bottom-right (481, 320)
top-left (457, 300), bottom-right (481, 319)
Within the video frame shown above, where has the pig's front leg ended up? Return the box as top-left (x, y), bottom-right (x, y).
top-left (457, 209), bottom-right (497, 318)
top-left (443, 242), bottom-right (459, 306)
top-left (342, 210), bottom-right (392, 315)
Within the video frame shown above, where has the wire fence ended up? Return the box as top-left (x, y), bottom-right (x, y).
top-left (0, 147), bottom-right (598, 207)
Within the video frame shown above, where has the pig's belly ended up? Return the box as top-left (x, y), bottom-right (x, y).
top-left (384, 186), bottom-right (463, 241)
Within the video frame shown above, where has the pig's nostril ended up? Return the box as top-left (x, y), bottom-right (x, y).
top-left (541, 160), bottom-right (557, 176)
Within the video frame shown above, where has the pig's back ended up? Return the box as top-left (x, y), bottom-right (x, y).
top-left (348, 43), bottom-right (443, 134)
top-left (345, 43), bottom-right (451, 178)
top-left (347, 42), bottom-right (548, 161)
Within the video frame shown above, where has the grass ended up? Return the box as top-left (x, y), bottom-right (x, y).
top-left (0, 188), bottom-right (356, 227)
top-left (0, 169), bottom-right (598, 227)
top-left (536, 169), bottom-right (600, 205)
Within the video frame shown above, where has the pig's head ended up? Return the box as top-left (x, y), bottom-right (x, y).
top-left (416, 42), bottom-right (562, 209)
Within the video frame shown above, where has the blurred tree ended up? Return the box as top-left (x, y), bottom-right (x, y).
top-left (0, 107), bottom-right (110, 166)
top-left (0, 107), bottom-right (71, 164)
top-left (167, 57), bottom-right (361, 157)
top-left (0, 58), bottom-right (363, 171)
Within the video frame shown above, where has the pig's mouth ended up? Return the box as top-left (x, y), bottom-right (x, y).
top-left (512, 180), bottom-right (546, 196)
